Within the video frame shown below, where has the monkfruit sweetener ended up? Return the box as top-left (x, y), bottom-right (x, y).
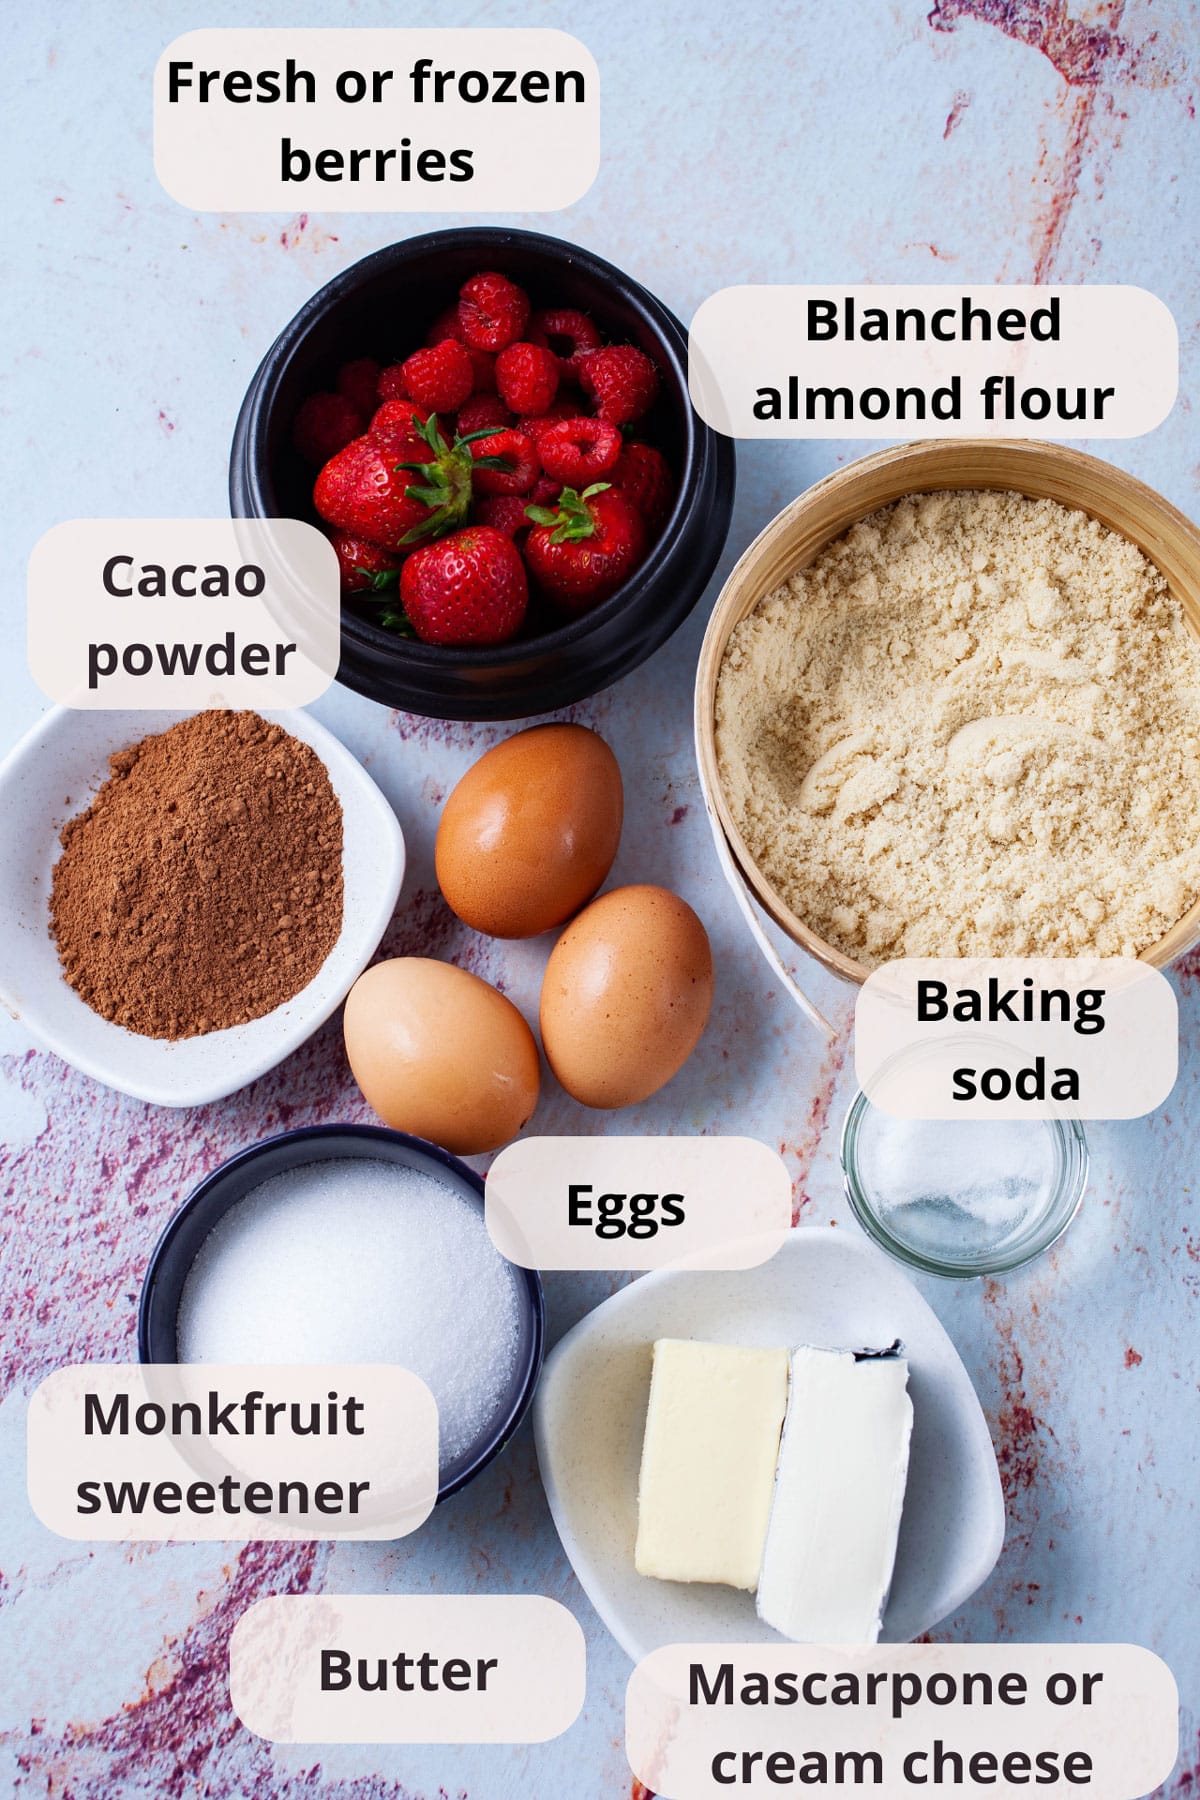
top-left (716, 489), bottom-right (1200, 964)
top-left (177, 1158), bottom-right (522, 1470)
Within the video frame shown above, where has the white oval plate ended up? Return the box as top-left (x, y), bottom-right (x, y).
top-left (534, 1226), bottom-right (1004, 1661)
top-left (0, 706), bottom-right (404, 1107)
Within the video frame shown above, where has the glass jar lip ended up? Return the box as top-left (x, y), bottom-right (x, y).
top-left (839, 1090), bottom-right (1090, 1280)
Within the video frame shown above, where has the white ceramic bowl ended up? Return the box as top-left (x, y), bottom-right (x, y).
top-left (534, 1227), bottom-right (1004, 1661)
top-left (0, 707), bottom-right (404, 1106)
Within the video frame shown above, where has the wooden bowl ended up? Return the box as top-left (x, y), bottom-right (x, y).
top-left (695, 440), bottom-right (1200, 986)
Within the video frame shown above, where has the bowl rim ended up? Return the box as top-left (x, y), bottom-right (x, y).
top-left (695, 437), bottom-right (1200, 986)
top-left (232, 224), bottom-right (713, 671)
top-left (840, 1091), bottom-right (1090, 1280)
top-left (136, 1121), bottom-right (546, 1504)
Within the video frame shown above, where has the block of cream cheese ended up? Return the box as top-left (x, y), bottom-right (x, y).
top-left (635, 1338), bottom-right (789, 1590)
top-left (757, 1346), bottom-right (913, 1642)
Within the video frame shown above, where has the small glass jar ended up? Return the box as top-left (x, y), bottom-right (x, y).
top-left (840, 1093), bottom-right (1088, 1279)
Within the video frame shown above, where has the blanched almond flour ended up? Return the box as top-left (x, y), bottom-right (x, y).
top-left (715, 490), bottom-right (1200, 964)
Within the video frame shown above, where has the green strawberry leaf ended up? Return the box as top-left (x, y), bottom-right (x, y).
top-left (355, 566), bottom-right (400, 591)
top-left (377, 606), bottom-right (416, 636)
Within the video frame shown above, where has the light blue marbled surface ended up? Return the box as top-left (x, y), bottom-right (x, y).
top-left (2, 1), bottom-right (1198, 1795)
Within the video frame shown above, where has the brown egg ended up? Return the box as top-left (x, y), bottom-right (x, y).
top-left (343, 957), bottom-right (540, 1155)
top-left (539, 885), bottom-right (714, 1109)
top-left (436, 723), bottom-right (623, 939)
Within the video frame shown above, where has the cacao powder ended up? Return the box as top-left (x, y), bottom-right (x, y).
top-left (50, 710), bottom-right (344, 1040)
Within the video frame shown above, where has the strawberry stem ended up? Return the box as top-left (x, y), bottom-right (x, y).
top-left (524, 482), bottom-right (611, 545)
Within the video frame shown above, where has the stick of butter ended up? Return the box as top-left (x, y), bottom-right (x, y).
top-left (756, 1346), bottom-right (913, 1643)
top-left (635, 1338), bottom-right (789, 1590)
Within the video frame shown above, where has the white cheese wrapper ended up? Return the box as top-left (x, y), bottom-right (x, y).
top-left (756, 1346), bottom-right (913, 1642)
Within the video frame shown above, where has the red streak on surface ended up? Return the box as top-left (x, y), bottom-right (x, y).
top-left (928, 0), bottom-right (1131, 86)
top-left (1124, 1345), bottom-right (1143, 1368)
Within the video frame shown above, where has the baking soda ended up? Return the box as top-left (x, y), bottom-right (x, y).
top-left (177, 1158), bottom-right (522, 1469)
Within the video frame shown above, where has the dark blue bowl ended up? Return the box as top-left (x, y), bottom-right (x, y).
top-left (229, 225), bottom-right (736, 720)
top-left (138, 1123), bottom-right (545, 1503)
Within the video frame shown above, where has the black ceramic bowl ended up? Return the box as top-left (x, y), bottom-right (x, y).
top-left (230, 227), bottom-right (735, 720)
top-left (138, 1123), bottom-right (545, 1503)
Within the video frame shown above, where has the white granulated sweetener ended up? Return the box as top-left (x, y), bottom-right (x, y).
top-left (176, 1158), bottom-right (522, 1469)
top-left (716, 489), bottom-right (1200, 964)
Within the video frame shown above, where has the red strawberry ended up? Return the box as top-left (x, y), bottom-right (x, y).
top-left (377, 363), bottom-right (408, 403)
top-left (495, 341), bottom-right (560, 415)
top-left (336, 358), bottom-right (382, 417)
top-left (468, 427), bottom-right (540, 496)
top-left (368, 398), bottom-right (431, 460)
top-left (474, 495), bottom-right (533, 542)
top-left (579, 345), bottom-right (659, 425)
top-left (327, 531), bottom-right (402, 596)
top-left (313, 435), bottom-right (431, 549)
top-left (528, 308), bottom-right (603, 383)
top-left (456, 393), bottom-right (512, 437)
top-left (293, 391), bottom-right (364, 465)
top-left (609, 441), bottom-right (674, 535)
top-left (425, 307), bottom-right (465, 346)
top-left (538, 416), bottom-right (622, 485)
top-left (517, 397), bottom-right (577, 443)
top-left (399, 339), bottom-right (474, 413)
top-left (457, 271), bottom-right (531, 351)
top-left (524, 483), bottom-right (647, 613)
top-left (400, 526), bottom-right (528, 646)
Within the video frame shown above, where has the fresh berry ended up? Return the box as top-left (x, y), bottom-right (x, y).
top-left (425, 307), bottom-right (466, 346)
top-left (313, 435), bottom-right (432, 550)
top-left (609, 440), bottom-right (674, 535)
top-left (524, 483), bottom-right (647, 613)
top-left (456, 393), bottom-right (512, 437)
top-left (400, 526), bottom-right (528, 646)
top-left (293, 392), bottom-right (364, 465)
top-left (367, 398), bottom-right (432, 460)
top-left (377, 363), bottom-right (408, 402)
top-left (537, 416), bottom-right (622, 485)
top-left (468, 427), bottom-right (541, 497)
top-left (327, 532), bottom-right (402, 596)
top-left (528, 308), bottom-right (603, 383)
top-left (474, 495), bottom-right (534, 542)
top-left (517, 397), bottom-right (578, 443)
top-left (398, 339), bottom-right (474, 413)
top-left (579, 344), bottom-right (659, 424)
top-left (466, 348), bottom-right (497, 394)
top-left (527, 474), bottom-right (563, 507)
top-left (495, 341), bottom-right (560, 416)
top-left (337, 358), bottom-right (382, 417)
top-left (457, 271), bottom-right (531, 352)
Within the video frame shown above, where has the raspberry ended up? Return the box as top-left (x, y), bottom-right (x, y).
top-left (399, 339), bottom-right (474, 413)
top-left (495, 341), bottom-right (560, 416)
top-left (528, 308), bottom-right (603, 383)
top-left (579, 344), bottom-right (659, 425)
top-left (467, 348), bottom-right (497, 394)
top-left (468, 427), bottom-right (540, 496)
top-left (517, 398), bottom-right (577, 443)
top-left (537, 416), bottom-right (622, 485)
top-left (474, 495), bottom-right (533, 541)
top-left (425, 306), bottom-right (465, 346)
top-left (293, 391), bottom-right (364, 465)
top-left (457, 393), bottom-right (513, 437)
top-left (526, 474), bottom-right (563, 507)
top-left (336, 358), bottom-right (382, 417)
top-left (457, 271), bottom-right (531, 352)
top-left (609, 441), bottom-right (674, 535)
